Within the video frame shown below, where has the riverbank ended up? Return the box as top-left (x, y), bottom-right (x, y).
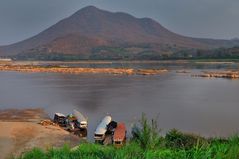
top-left (17, 114), bottom-right (239, 159)
top-left (192, 70), bottom-right (239, 79)
top-left (2, 108), bottom-right (239, 159)
top-left (0, 109), bottom-right (80, 159)
top-left (0, 65), bottom-right (168, 75)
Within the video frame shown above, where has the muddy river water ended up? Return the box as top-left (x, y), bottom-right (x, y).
top-left (1, 62), bottom-right (239, 139)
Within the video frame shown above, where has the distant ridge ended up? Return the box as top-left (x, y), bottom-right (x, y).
top-left (0, 6), bottom-right (238, 60)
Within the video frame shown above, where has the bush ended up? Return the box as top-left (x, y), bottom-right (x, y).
top-left (165, 129), bottom-right (208, 150)
top-left (131, 113), bottom-right (162, 150)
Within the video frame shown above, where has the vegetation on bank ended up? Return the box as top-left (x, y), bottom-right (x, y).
top-left (7, 45), bottom-right (239, 61)
top-left (16, 114), bottom-right (239, 159)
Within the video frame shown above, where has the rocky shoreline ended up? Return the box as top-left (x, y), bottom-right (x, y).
top-left (192, 71), bottom-right (239, 79)
top-left (0, 65), bottom-right (168, 75)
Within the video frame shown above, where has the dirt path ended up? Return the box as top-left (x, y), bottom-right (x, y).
top-left (0, 109), bottom-right (81, 159)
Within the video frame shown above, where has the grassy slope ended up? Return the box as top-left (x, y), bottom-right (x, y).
top-left (16, 138), bottom-right (239, 159)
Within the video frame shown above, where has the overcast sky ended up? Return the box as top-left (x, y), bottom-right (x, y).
top-left (0, 0), bottom-right (239, 45)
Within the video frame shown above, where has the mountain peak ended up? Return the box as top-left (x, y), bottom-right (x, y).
top-left (73, 6), bottom-right (102, 15)
top-left (80, 6), bottom-right (100, 11)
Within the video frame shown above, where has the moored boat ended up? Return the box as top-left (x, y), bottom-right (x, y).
top-left (113, 123), bottom-right (127, 147)
top-left (73, 109), bottom-right (88, 129)
top-left (94, 116), bottom-right (112, 142)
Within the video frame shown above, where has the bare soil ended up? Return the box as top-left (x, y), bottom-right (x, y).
top-left (0, 109), bottom-right (81, 159)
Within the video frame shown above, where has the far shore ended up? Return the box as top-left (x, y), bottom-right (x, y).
top-left (0, 59), bottom-right (238, 66)
top-left (1, 60), bottom-right (239, 79)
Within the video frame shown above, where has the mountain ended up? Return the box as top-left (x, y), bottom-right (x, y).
top-left (0, 6), bottom-right (238, 60)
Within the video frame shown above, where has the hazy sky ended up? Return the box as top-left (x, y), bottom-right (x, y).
top-left (0, 0), bottom-right (239, 45)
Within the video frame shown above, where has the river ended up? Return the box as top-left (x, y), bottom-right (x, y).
top-left (0, 61), bottom-right (239, 139)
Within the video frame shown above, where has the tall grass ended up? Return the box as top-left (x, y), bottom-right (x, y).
top-left (16, 114), bottom-right (239, 159)
top-left (131, 113), bottom-right (162, 150)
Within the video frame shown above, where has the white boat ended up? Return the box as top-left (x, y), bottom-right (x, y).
top-left (94, 116), bottom-right (112, 141)
top-left (73, 109), bottom-right (88, 129)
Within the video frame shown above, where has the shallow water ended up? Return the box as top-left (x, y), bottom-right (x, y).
top-left (0, 64), bottom-right (239, 139)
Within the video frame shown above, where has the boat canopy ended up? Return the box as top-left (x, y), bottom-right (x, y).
top-left (55, 113), bottom-right (66, 117)
top-left (73, 109), bottom-right (87, 123)
top-left (95, 116), bottom-right (112, 135)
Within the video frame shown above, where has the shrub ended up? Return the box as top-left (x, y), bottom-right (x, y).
top-left (131, 113), bottom-right (162, 150)
top-left (165, 129), bottom-right (208, 150)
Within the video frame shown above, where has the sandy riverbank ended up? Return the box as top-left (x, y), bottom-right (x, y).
top-left (192, 70), bottom-right (239, 79)
top-left (0, 109), bottom-right (80, 159)
top-left (0, 65), bottom-right (168, 75)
